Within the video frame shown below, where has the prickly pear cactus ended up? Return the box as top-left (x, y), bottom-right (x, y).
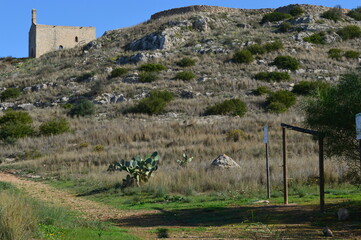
top-left (108, 152), bottom-right (160, 187)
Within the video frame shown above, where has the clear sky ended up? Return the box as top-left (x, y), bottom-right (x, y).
top-left (0, 0), bottom-right (359, 58)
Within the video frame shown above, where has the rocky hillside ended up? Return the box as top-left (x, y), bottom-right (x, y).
top-left (0, 4), bottom-right (360, 113)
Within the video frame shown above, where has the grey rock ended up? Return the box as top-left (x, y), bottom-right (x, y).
top-left (117, 52), bottom-right (162, 64)
top-left (337, 208), bottom-right (349, 221)
top-left (83, 40), bottom-right (102, 50)
top-left (211, 154), bottom-right (241, 169)
top-left (17, 103), bottom-right (35, 111)
top-left (0, 102), bottom-right (15, 111)
top-left (322, 227), bottom-right (333, 237)
top-left (193, 17), bottom-right (209, 31)
top-left (126, 32), bottom-right (166, 51)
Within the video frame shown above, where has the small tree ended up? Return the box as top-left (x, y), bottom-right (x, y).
top-left (304, 71), bottom-right (361, 161)
top-left (290, 5), bottom-right (305, 17)
top-left (176, 57), bottom-right (196, 67)
top-left (261, 12), bottom-right (292, 24)
top-left (321, 6), bottom-right (343, 22)
top-left (110, 67), bottom-right (128, 78)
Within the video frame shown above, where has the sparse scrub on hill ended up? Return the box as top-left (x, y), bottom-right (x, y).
top-left (175, 71), bottom-right (195, 81)
top-left (226, 129), bottom-right (246, 142)
top-left (253, 86), bottom-right (271, 95)
top-left (347, 7), bottom-right (361, 21)
top-left (110, 67), bottom-right (128, 78)
top-left (292, 81), bottom-right (330, 95)
top-left (139, 72), bottom-right (158, 83)
top-left (254, 72), bottom-right (291, 82)
top-left (337, 25), bottom-right (361, 40)
top-left (0, 88), bottom-right (21, 102)
top-left (0, 111), bottom-right (34, 144)
top-left (233, 50), bottom-right (253, 64)
top-left (68, 99), bottom-right (95, 117)
top-left (176, 57), bottom-right (196, 67)
top-left (76, 72), bottom-right (95, 82)
top-left (246, 44), bottom-right (266, 55)
top-left (261, 12), bottom-right (292, 24)
top-left (264, 41), bottom-right (283, 52)
top-left (328, 48), bottom-right (343, 60)
top-left (303, 32), bottom-right (327, 45)
top-left (278, 22), bottom-right (293, 33)
top-left (344, 50), bottom-right (360, 59)
top-left (205, 99), bottom-right (247, 117)
top-left (321, 6), bottom-right (343, 22)
top-left (290, 5), bottom-right (305, 17)
top-left (273, 56), bottom-right (300, 71)
top-left (125, 90), bottom-right (174, 115)
top-left (39, 118), bottom-right (70, 136)
top-left (266, 90), bottom-right (296, 113)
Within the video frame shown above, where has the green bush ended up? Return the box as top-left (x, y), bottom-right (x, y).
top-left (205, 99), bottom-right (247, 117)
top-left (344, 50), bottom-right (360, 59)
top-left (68, 99), bottom-right (95, 117)
top-left (290, 5), bottom-right (305, 17)
top-left (0, 88), bottom-right (21, 101)
top-left (110, 67), bottom-right (128, 78)
top-left (0, 111), bottom-right (34, 143)
top-left (347, 7), bottom-right (361, 21)
top-left (328, 48), bottom-right (343, 60)
top-left (139, 63), bottom-right (167, 72)
top-left (176, 57), bottom-right (196, 67)
top-left (126, 90), bottom-right (174, 115)
top-left (303, 32), bottom-right (327, 44)
top-left (254, 72), bottom-right (291, 82)
top-left (246, 44), bottom-right (266, 55)
top-left (233, 49), bottom-right (253, 64)
top-left (175, 71), bottom-right (195, 81)
top-left (337, 25), bottom-right (361, 40)
top-left (273, 56), bottom-right (300, 71)
top-left (261, 12), bottom-right (292, 24)
top-left (76, 72), bottom-right (95, 82)
top-left (292, 81), bottom-right (330, 95)
top-left (321, 7), bottom-right (343, 22)
top-left (39, 118), bottom-right (70, 136)
top-left (264, 41), bottom-right (284, 52)
top-left (266, 90), bottom-right (296, 113)
top-left (278, 22), bottom-right (293, 33)
top-left (139, 72), bottom-right (158, 83)
top-left (226, 129), bottom-right (246, 142)
top-left (253, 86), bottom-right (271, 96)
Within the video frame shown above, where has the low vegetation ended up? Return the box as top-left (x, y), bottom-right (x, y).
top-left (266, 90), bottom-right (296, 113)
top-left (39, 118), bottom-right (70, 136)
top-left (303, 32), bottom-right (327, 44)
top-left (337, 25), bottom-right (361, 40)
top-left (68, 99), bottom-right (95, 117)
top-left (139, 63), bottom-right (167, 72)
top-left (205, 99), bottom-right (247, 117)
top-left (110, 67), bottom-right (128, 78)
top-left (254, 71), bottom-right (291, 82)
top-left (0, 88), bottom-right (21, 102)
top-left (321, 6), bottom-right (343, 22)
top-left (261, 12), bottom-right (292, 24)
top-left (273, 56), bottom-right (300, 71)
top-left (176, 57), bottom-right (196, 67)
top-left (292, 80), bottom-right (330, 95)
top-left (175, 71), bottom-right (196, 81)
top-left (347, 6), bottom-right (361, 21)
top-left (233, 49), bottom-right (253, 64)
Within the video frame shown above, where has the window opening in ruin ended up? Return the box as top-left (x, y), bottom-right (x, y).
top-left (75, 36), bottom-right (78, 42)
top-left (59, 45), bottom-right (64, 50)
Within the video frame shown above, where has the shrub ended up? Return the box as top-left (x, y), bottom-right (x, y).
top-left (246, 44), bottom-right (266, 55)
top-left (347, 7), bottom-right (361, 21)
top-left (139, 63), bottom-right (167, 72)
top-left (176, 57), bottom-right (196, 67)
top-left (93, 144), bottom-right (104, 152)
top-left (344, 50), bottom-right (360, 59)
top-left (126, 90), bottom-right (174, 115)
top-left (292, 81), bottom-right (330, 95)
top-left (233, 49), bottom-right (253, 64)
top-left (261, 12), bottom-right (292, 24)
top-left (205, 99), bottom-right (247, 117)
top-left (290, 5), bottom-right (305, 17)
top-left (39, 118), bottom-right (70, 136)
top-left (175, 71), bottom-right (195, 81)
top-left (0, 88), bottom-right (21, 101)
top-left (278, 22), bottom-right (293, 33)
top-left (110, 67), bottom-right (128, 78)
top-left (273, 56), bottom-right (300, 71)
top-left (253, 86), bottom-right (271, 96)
top-left (328, 48), bottom-right (343, 60)
top-left (226, 129), bottom-right (246, 142)
top-left (263, 41), bottom-right (284, 52)
top-left (76, 72), bottom-right (95, 82)
top-left (139, 72), bottom-right (158, 83)
top-left (0, 111), bottom-right (34, 143)
top-left (321, 7), bottom-right (343, 22)
top-left (68, 99), bottom-right (95, 117)
top-left (303, 32), bottom-right (327, 44)
top-left (337, 25), bottom-right (361, 40)
top-left (266, 90), bottom-right (296, 113)
top-left (254, 72), bottom-right (291, 82)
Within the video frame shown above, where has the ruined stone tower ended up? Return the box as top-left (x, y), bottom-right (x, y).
top-left (29, 9), bottom-right (96, 58)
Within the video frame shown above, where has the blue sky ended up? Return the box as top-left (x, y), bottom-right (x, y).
top-left (0, 0), bottom-right (359, 58)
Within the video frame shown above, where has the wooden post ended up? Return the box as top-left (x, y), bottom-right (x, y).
top-left (359, 140), bottom-right (361, 172)
top-left (319, 136), bottom-right (325, 212)
top-left (282, 127), bottom-right (288, 205)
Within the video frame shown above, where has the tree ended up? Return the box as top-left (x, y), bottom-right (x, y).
top-left (304, 71), bottom-right (361, 164)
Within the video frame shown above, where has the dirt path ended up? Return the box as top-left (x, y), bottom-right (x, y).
top-left (0, 171), bottom-right (158, 222)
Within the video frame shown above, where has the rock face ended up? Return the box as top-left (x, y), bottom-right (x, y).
top-left (126, 32), bottom-right (167, 51)
top-left (210, 154), bottom-right (241, 169)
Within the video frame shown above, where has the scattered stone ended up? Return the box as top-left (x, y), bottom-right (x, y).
top-left (337, 208), bottom-right (349, 221)
top-left (210, 154), bottom-right (241, 169)
top-left (17, 103), bottom-right (35, 111)
top-left (83, 40), bottom-right (102, 50)
top-left (117, 52), bottom-right (162, 64)
top-left (322, 227), bottom-right (333, 237)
